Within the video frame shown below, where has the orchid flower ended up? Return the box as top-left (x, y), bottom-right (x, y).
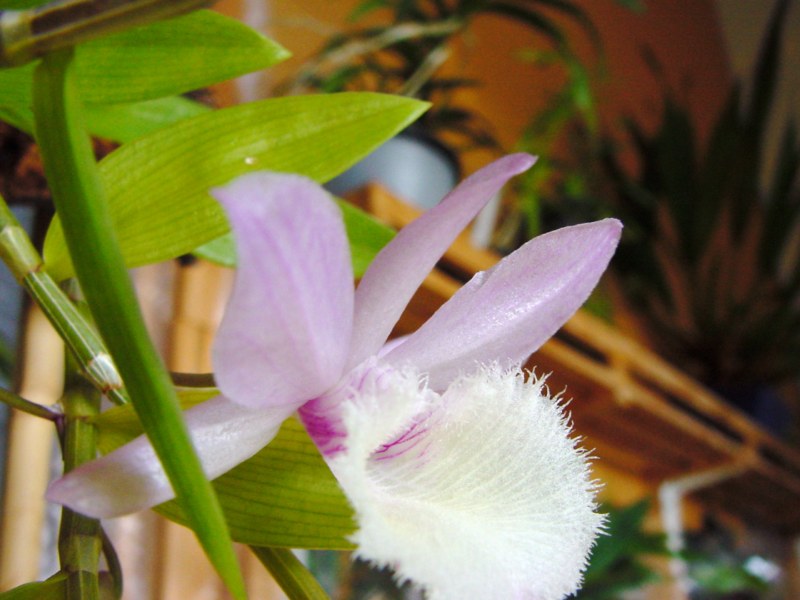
top-left (49, 153), bottom-right (621, 599)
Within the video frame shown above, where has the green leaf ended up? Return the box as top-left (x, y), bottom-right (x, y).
top-left (251, 547), bottom-right (331, 600)
top-left (0, 574), bottom-right (67, 600)
top-left (0, 63), bottom-right (35, 112)
top-left (0, 0), bottom-right (49, 8)
top-left (0, 105), bottom-right (33, 132)
top-left (74, 10), bottom-right (290, 104)
top-left (484, 3), bottom-right (568, 50)
top-left (339, 200), bottom-right (396, 276)
top-left (0, 10), bottom-right (288, 110)
top-left (656, 97), bottom-right (698, 261)
top-left (96, 389), bottom-right (356, 550)
top-left (0, 68), bottom-right (209, 142)
top-left (193, 233), bottom-right (237, 268)
top-left (85, 96), bottom-right (211, 143)
top-left (195, 198), bottom-right (395, 277)
top-left (44, 93), bottom-right (428, 280)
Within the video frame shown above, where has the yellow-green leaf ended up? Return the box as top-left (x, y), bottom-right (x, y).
top-left (95, 389), bottom-right (355, 549)
top-left (44, 93), bottom-right (427, 279)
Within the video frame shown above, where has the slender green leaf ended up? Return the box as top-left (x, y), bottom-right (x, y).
top-left (744, 0), bottom-right (788, 147)
top-left (95, 389), bottom-right (356, 549)
top-left (0, 106), bottom-right (32, 132)
top-left (85, 96), bottom-right (211, 143)
top-left (195, 198), bottom-right (395, 277)
top-left (74, 10), bottom-right (289, 104)
top-left (0, 574), bottom-right (67, 600)
top-left (0, 0), bottom-right (49, 9)
top-left (251, 547), bottom-right (331, 600)
top-left (192, 234), bottom-right (237, 268)
top-left (0, 10), bottom-right (288, 111)
top-left (163, 419), bottom-right (356, 548)
top-left (760, 122), bottom-right (800, 272)
top-left (339, 199), bottom-right (396, 275)
top-left (512, 0), bottom-right (600, 48)
top-left (657, 97), bottom-right (697, 260)
top-left (44, 93), bottom-right (428, 280)
top-left (698, 85), bottom-right (741, 240)
top-left (0, 63), bottom-right (34, 110)
top-left (33, 50), bottom-right (245, 599)
top-left (484, 3), bottom-right (567, 49)
top-left (0, 76), bottom-right (210, 143)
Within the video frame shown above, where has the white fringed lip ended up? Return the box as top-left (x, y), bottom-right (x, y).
top-left (328, 364), bottom-right (605, 600)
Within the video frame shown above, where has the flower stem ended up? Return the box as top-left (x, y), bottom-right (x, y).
top-left (31, 48), bottom-right (245, 599)
top-left (57, 378), bottom-right (103, 600)
top-left (0, 386), bottom-right (61, 421)
top-left (0, 195), bottom-right (128, 405)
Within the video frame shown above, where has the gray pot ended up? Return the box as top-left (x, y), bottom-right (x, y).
top-left (325, 129), bottom-right (460, 210)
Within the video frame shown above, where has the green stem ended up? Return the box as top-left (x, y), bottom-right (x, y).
top-left (0, 195), bottom-right (128, 405)
top-left (0, 386), bottom-right (61, 420)
top-left (100, 526), bottom-right (124, 599)
top-left (32, 49), bottom-right (245, 599)
top-left (250, 547), bottom-right (330, 600)
top-left (58, 379), bottom-right (102, 600)
top-left (0, 0), bottom-right (215, 67)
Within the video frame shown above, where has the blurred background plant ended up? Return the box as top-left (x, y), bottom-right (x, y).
top-left (572, 499), bottom-right (669, 599)
top-left (546, 0), bottom-right (800, 435)
top-left (685, 518), bottom-right (777, 600)
top-left (285, 0), bottom-right (641, 160)
top-left (493, 47), bottom-right (604, 249)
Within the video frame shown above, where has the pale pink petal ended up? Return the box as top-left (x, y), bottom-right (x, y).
top-left (46, 396), bottom-right (295, 518)
top-left (384, 219), bottom-right (622, 389)
top-left (347, 154), bottom-right (536, 369)
top-left (211, 173), bottom-right (353, 408)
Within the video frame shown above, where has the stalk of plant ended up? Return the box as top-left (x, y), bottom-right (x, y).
top-left (57, 376), bottom-right (103, 600)
top-left (31, 48), bottom-right (246, 599)
top-left (0, 194), bottom-right (127, 406)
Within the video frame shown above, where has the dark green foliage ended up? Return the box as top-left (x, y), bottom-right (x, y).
top-left (685, 519), bottom-right (773, 599)
top-left (600, 0), bottom-right (800, 387)
top-left (573, 499), bottom-right (668, 599)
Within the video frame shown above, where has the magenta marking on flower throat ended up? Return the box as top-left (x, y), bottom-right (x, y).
top-left (302, 361), bottom-right (435, 461)
top-left (373, 417), bottom-right (431, 462)
top-left (299, 402), bottom-right (347, 456)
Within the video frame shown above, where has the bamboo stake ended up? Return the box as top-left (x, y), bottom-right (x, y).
top-left (0, 305), bottom-right (64, 589)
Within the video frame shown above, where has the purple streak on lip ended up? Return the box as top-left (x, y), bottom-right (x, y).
top-left (371, 405), bottom-right (439, 462)
top-left (375, 421), bottom-right (428, 456)
top-left (373, 438), bottom-right (435, 464)
top-left (299, 403), bottom-right (347, 457)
